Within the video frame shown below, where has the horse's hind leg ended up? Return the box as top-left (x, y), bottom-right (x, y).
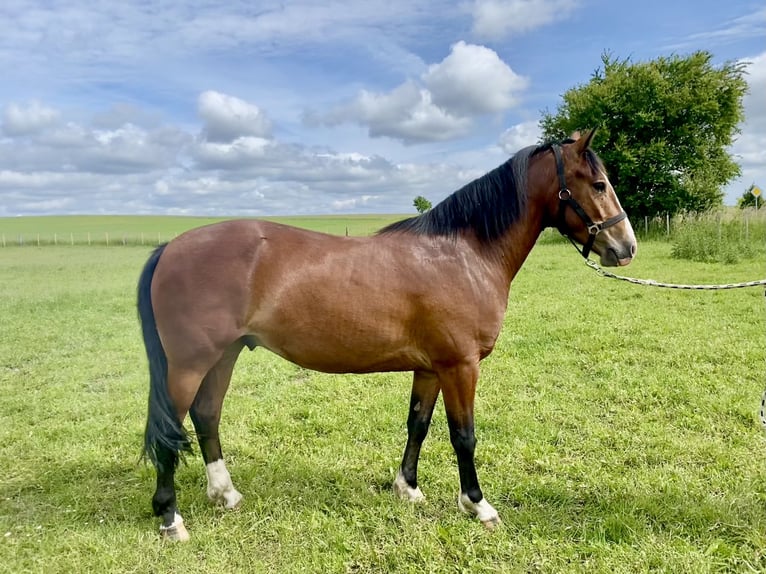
top-left (153, 366), bottom-right (207, 542)
top-left (394, 370), bottom-right (440, 502)
top-left (190, 341), bottom-right (246, 509)
top-left (152, 442), bottom-right (185, 540)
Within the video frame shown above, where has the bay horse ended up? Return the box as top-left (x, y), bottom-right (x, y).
top-left (137, 130), bottom-right (636, 541)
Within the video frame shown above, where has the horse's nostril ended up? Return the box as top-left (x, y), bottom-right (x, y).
top-left (630, 243), bottom-right (637, 257)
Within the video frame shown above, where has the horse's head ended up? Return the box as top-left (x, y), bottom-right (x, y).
top-left (549, 129), bottom-right (636, 267)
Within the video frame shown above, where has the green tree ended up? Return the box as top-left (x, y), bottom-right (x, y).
top-left (540, 51), bottom-right (748, 218)
top-left (737, 184), bottom-right (761, 209)
top-left (413, 195), bottom-right (432, 213)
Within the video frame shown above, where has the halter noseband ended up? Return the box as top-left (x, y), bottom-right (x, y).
top-left (551, 143), bottom-right (627, 260)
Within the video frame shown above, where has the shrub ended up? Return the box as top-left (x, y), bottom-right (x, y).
top-left (670, 214), bottom-right (764, 264)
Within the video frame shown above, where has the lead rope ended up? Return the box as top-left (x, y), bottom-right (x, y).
top-left (761, 386), bottom-right (766, 431)
top-left (758, 292), bottom-right (766, 430)
top-left (583, 257), bottom-right (766, 430)
top-left (762, 290), bottom-right (766, 432)
top-left (584, 259), bottom-right (766, 290)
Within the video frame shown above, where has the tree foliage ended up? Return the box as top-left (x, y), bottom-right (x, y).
top-left (413, 195), bottom-right (432, 213)
top-left (540, 51), bottom-right (748, 217)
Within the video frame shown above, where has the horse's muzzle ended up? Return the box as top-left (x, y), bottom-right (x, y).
top-left (601, 242), bottom-right (636, 267)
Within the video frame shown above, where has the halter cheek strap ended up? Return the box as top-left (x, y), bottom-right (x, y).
top-left (551, 144), bottom-right (627, 260)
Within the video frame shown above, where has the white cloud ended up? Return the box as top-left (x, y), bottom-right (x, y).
top-left (471, 0), bottom-right (578, 40)
top-left (2, 101), bottom-right (60, 136)
top-left (726, 50), bottom-right (766, 200)
top-left (424, 41), bottom-right (528, 115)
top-left (343, 82), bottom-right (473, 143)
top-left (498, 120), bottom-right (542, 154)
top-left (740, 51), bottom-right (766, 132)
top-left (317, 42), bottom-right (526, 144)
top-left (91, 103), bottom-right (163, 130)
top-left (198, 91), bottom-right (272, 143)
top-left (0, 170), bottom-right (69, 187)
top-left (0, 118), bottom-right (190, 175)
top-left (0, 97), bottom-right (539, 217)
top-left (0, 2), bottom-right (439, 65)
top-left (671, 7), bottom-right (766, 49)
top-left (193, 136), bottom-right (274, 169)
top-left (0, 91), bottom-right (506, 217)
top-left (332, 194), bottom-right (382, 210)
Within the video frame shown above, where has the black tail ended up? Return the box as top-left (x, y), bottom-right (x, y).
top-left (137, 244), bottom-right (191, 470)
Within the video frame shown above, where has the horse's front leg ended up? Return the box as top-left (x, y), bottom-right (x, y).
top-left (438, 361), bottom-right (500, 529)
top-left (394, 370), bottom-right (440, 502)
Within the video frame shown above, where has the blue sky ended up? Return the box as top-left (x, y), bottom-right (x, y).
top-left (0, 0), bottom-right (763, 217)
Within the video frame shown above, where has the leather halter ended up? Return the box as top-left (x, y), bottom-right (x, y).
top-left (551, 143), bottom-right (627, 259)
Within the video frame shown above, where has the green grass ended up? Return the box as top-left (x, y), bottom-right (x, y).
top-left (0, 215), bottom-right (406, 245)
top-left (1, 225), bottom-right (765, 572)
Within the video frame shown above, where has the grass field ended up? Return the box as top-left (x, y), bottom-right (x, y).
top-left (1, 217), bottom-right (765, 573)
top-left (0, 215), bottom-right (406, 245)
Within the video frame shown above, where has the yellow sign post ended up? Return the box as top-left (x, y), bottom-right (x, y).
top-left (752, 185), bottom-right (762, 210)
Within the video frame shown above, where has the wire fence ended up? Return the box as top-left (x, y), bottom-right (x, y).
top-left (0, 231), bottom-right (176, 247)
top-left (0, 226), bottom-right (388, 247)
top-left (1, 209), bottom-right (764, 247)
top-left (636, 208), bottom-right (766, 242)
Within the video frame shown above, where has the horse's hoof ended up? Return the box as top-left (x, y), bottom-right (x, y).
top-left (224, 489), bottom-right (243, 510)
top-left (393, 470), bottom-right (425, 503)
top-left (208, 488), bottom-right (243, 509)
top-left (159, 514), bottom-right (190, 542)
top-left (161, 523), bottom-right (190, 542)
top-left (481, 515), bottom-right (501, 530)
top-left (457, 493), bottom-right (500, 527)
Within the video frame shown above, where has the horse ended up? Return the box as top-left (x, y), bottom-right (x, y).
top-left (137, 129), bottom-right (637, 541)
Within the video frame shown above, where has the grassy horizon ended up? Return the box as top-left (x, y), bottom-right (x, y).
top-left (0, 214), bottom-right (410, 243)
top-left (3, 209), bottom-right (765, 248)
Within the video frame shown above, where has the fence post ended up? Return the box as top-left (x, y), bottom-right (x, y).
top-left (665, 214), bottom-right (670, 236)
top-left (717, 212), bottom-right (722, 241)
top-left (1, 234), bottom-right (5, 247)
top-left (54, 233), bottom-right (57, 246)
top-left (141, 232), bottom-right (145, 245)
top-left (87, 232), bottom-right (91, 246)
top-left (644, 216), bottom-right (648, 235)
top-left (157, 232), bottom-right (161, 245)
top-left (106, 232), bottom-right (109, 246)
top-left (70, 233), bottom-right (74, 246)
top-left (37, 234), bottom-right (40, 246)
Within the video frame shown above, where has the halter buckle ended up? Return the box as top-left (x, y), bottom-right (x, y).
top-left (558, 189), bottom-right (571, 201)
top-left (587, 223), bottom-right (601, 236)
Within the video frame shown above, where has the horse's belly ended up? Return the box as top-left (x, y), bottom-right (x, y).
top-left (256, 330), bottom-right (424, 373)
top-left (248, 306), bottom-right (426, 373)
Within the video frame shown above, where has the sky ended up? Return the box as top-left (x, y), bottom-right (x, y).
top-left (0, 1), bottom-right (763, 217)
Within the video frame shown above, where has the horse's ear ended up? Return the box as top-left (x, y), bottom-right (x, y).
top-left (573, 129), bottom-right (596, 153)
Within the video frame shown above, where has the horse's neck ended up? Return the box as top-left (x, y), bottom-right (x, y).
top-left (485, 201), bottom-right (547, 288)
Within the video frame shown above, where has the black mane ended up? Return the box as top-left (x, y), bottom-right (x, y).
top-left (378, 140), bottom-right (604, 243)
top-left (378, 145), bottom-right (537, 243)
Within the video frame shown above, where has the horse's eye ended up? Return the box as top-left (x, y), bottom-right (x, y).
top-left (593, 181), bottom-right (606, 193)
